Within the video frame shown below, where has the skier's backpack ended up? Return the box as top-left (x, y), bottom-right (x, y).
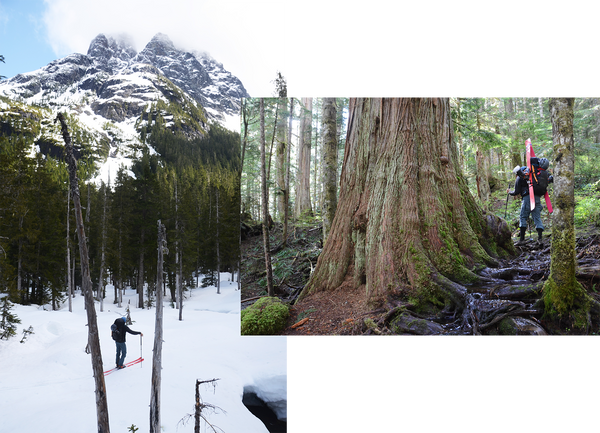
top-left (530, 157), bottom-right (549, 196)
top-left (111, 319), bottom-right (123, 341)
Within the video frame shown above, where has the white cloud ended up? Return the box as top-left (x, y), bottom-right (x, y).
top-left (42, 0), bottom-right (287, 95)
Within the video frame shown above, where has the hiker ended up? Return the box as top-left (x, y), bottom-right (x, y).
top-left (507, 160), bottom-right (553, 246)
top-left (111, 317), bottom-right (143, 369)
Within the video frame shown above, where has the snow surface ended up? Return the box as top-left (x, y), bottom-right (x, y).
top-left (0, 276), bottom-right (286, 433)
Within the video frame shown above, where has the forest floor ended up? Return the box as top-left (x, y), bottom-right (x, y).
top-left (241, 207), bottom-right (600, 336)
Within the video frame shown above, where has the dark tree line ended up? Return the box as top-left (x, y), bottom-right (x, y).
top-left (0, 115), bottom-right (240, 309)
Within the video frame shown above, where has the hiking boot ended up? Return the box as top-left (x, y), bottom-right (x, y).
top-left (514, 227), bottom-right (527, 246)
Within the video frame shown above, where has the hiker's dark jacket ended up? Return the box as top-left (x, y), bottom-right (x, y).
top-left (114, 318), bottom-right (141, 343)
top-left (509, 176), bottom-right (530, 198)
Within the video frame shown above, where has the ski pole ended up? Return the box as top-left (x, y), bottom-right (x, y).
top-left (140, 334), bottom-right (143, 368)
top-left (505, 184), bottom-right (510, 219)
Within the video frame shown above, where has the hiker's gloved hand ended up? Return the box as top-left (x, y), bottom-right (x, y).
top-left (548, 175), bottom-right (554, 183)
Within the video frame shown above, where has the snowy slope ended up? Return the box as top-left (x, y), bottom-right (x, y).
top-left (0, 276), bottom-right (285, 433)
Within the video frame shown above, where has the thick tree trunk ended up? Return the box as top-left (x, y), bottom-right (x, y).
top-left (543, 98), bottom-right (591, 327)
top-left (275, 99), bottom-right (287, 220)
top-left (295, 97), bottom-right (313, 219)
top-left (299, 98), bottom-right (513, 309)
top-left (56, 113), bottom-right (110, 433)
top-left (321, 98), bottom-right (338, 244)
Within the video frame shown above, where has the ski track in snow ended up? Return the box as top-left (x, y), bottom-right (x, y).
top-left (0, 275), bottom-right (286, 433)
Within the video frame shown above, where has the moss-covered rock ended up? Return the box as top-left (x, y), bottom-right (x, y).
top-left (241, 297), bottom-right (289, 335)
top-left (389, 311), bottom-right (445, 335)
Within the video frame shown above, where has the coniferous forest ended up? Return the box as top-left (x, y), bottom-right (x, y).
top-left (241, 97), bottom-right (600, 336)
top-left (0, 99), bottom-right (240, 312)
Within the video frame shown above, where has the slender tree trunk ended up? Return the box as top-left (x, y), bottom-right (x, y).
top-left (215, 187), bottom-right (221, 295)
top-left (117, 216), bottom-right (123, 308)
top-left (98, 182), bottom-right (108, 313)
top-left (543, 98), bottom-right (591, 327)
top-left (56, 113), bottom-right (110, 433)
top-left (138, 234), bottom-right (144, 308)
top-left (299, 98), bottom-right (513, 307)
top-left (16, 217), bottom-right (22, 301)
top-left (175, 179), bottom-right (183, 320)
top-left (260, 99), bottom-right (274, 296)
top-left (475, 102), bottom-right (491, 206)
top-left (150, 221), bottom-right (166, 433)
top-left (321, 98), bottom-right (338, 244)
top-left (66, 188), bottom-right (72, 312)
top-left (283, 98), bottom-right (294, 246)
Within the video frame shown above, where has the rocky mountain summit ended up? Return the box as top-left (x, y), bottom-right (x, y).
top-left (0, 33), bottom-right (248, 126)
top-left (0, 33), bottom-right (248, 185)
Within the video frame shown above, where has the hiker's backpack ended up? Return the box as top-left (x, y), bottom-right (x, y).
top-left (530, 157), bottom-right (549, 196)
top-left (111, 320), bottom-right (123, 341)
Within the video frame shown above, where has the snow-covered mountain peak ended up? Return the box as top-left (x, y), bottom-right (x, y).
top-left (0, 32), bottom-right (247, 185)
top-left (87, 33), bottom-right (137, 74)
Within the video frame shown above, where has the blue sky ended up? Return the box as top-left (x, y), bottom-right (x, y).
top-left (0, 0), bottom-right (58, 79)
top-left (0, 0), bottom-right (295, 95)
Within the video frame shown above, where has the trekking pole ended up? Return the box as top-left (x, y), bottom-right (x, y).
top-left (505, 184), bottom-right (510, 219)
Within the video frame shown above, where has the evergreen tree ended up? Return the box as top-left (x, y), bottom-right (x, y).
top-left (0, 296), bottom-right (21, 340)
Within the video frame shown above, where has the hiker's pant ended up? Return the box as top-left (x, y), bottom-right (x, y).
top-left (115, 341), bottom-right (127, 367)
top-left (520, 195), bottom-right (544, 230)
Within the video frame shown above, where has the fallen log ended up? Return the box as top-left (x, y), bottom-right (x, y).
top-left (291, 317), bottom-right (309, 328)
top-left (489, 281), bottom-right (544, 299)
top-left (576, 265), bottom-right (600, 280)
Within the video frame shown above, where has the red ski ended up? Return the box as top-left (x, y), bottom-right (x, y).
top-left (525, 138), bottom-right (536, 211)
top-left (104, 357), bottom-right (144, 376)
top-left (526, 138), bottom-right (553, 213)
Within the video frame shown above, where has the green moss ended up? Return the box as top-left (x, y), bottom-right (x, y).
top-left (241, 296), bottom-right (290, 335)
top-left (543, 225), bottom-right (590, 328)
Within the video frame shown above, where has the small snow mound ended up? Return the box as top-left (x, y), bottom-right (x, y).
top-left (244, 374), bottom-right (287, 421)
top-left (46, 321), bottom-right (64, 336)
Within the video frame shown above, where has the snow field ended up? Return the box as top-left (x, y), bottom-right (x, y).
top-left (0, 275), bottom-right (286, 433)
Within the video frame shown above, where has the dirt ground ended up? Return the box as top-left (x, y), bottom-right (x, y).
top-left (241, 217), bottom-right (600, 336)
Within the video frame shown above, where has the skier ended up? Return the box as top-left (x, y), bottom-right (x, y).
top-left (111, 317), bottom-right (143, 369)
top-left (507, 162), bottom-right (553, 246)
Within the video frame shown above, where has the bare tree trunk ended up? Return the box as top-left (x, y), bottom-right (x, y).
top-left (150, 221), bottom-right (166, 433)
top-left (175, 177), bottom-right (183, 318)
top-left (56, 113), bottom-right (110, 433)
top-left (98, 182), bottom-right (108, 313)
top-left (260, 99), bottom-right (274, 296)
top-left (544, 98), bottom-right (591, 327)
top-left (215, 187), bottom-right (221, 295)
top-left (275, 99), bottom-right (287, 220)
top-left (67, 188), bottom-right (72, 312)
top-left (283, 98), bottom-right (294, 246)
top-left (116, 211), bottom-right (123, 308)
top-left (138, 235), bottom-right (144, 308)
top-left (295, 97), bottom-right (313, 219)
top-left (321, 98), bottom-right (338, 244)
top-left (475, 103), bottom-right (491, 206)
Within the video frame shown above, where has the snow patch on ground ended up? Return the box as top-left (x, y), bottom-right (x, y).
top-left (0, 275), bottom-right (286, 433)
